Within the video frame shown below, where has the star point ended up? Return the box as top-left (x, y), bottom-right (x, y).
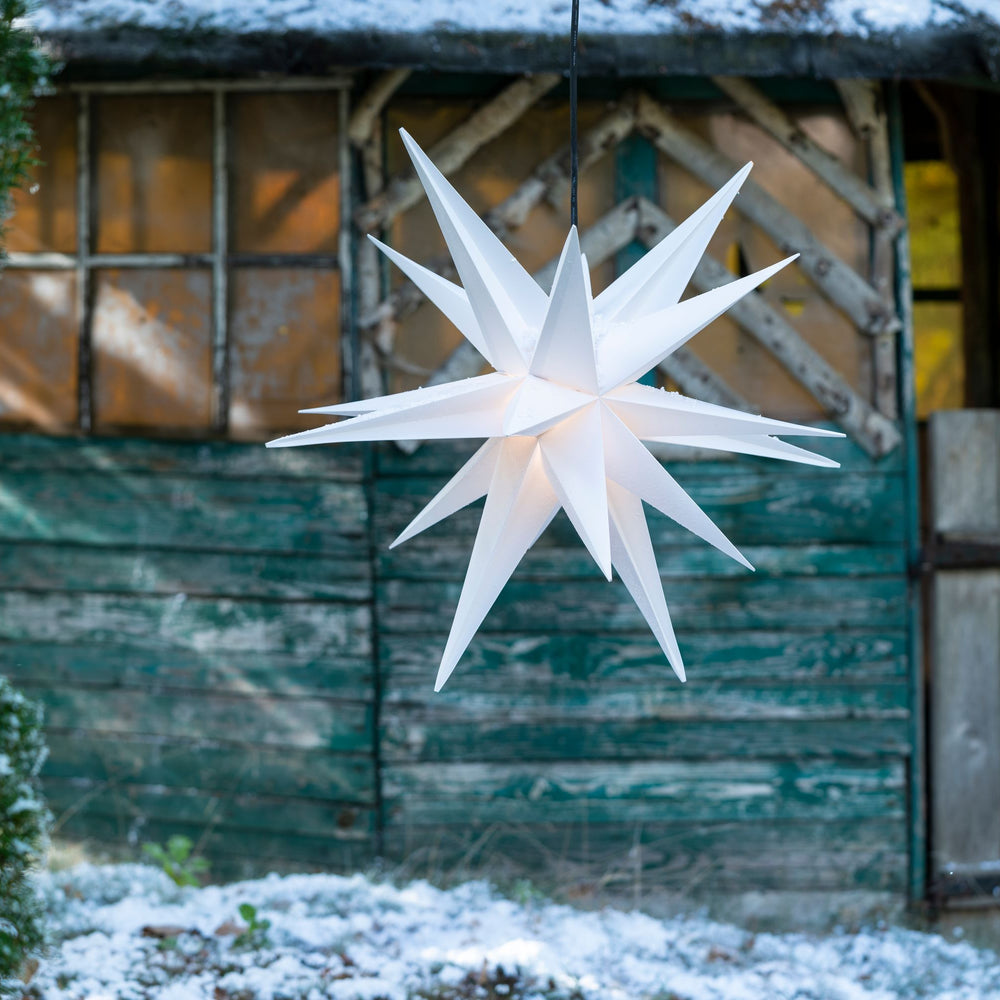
top-left (269, 130), bottom-right (843, 689)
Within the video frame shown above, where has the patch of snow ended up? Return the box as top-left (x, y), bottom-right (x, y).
top-left (23, 0), bottom-right (1000, 39)
top-left (23, 863), bottom-right (1000, 1000)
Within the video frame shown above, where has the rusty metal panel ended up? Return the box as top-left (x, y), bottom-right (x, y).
top-left (385, 100), bottom-right (616, 393)
top-left (94, 95), bottom-right (213, 254)
top-left (6, 97), bottom-right (78, 255)
top-left (657, 110), bottom-right (871, 421)
top-left (228, 268), bottom-right (341, 438)
top-left (231, 93), bottom-right (341, 254)
top-left (0, 270), bottom-right (78, 428)
top-left (92, 268), bottom-right (213, 430)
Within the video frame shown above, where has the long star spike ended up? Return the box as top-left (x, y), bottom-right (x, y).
top-left (530, 226), bottom-right (599, 394)
top-left (539, 402), bottom-right (612, 580)
top-left (595, 162), bottom-right (753, 322)
top-left (604, 383), bottom-right (845, 441)
top-left (607, 479), bottom-right (685, 681)
top-left (391, 438), bottom-right (503, 548)
top-left (651, 434), bottom-right (841, 468)
top-left (400, 130), bottom-right (539, 371)
top-left (597, 255), bottom-right (797, 391)
top-left (602, 408), bottom-right (753, 571)
top-left (368, 236), bottom-right (492, 364)
top-left (267, 374), bottom-right (516, 447)
top-left (300, 377), bottom-right (500, 417)
top-left (435, 440), bottom-right (560, 690)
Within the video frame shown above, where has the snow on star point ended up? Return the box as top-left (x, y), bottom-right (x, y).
top-left (267, 129), bottom-right (843, 690)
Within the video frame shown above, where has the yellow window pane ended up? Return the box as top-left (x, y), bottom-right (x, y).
top-left (95, 96), bottom-right (213, 254)
top-left (231, 94), bottom-right (341, 253)
top-left (0, 271), bottom-right (78, 428)
top-left (229, 268), bottom-right (341, 437)
top-left (914, 301), bottom-right (964, 418)
top-left (905, 161), bottom-right (961, 290)
top-left (6, 97), bottom-right (77, 254)
top-left (385, 99), bottom-right (615, 393)
top-left (92, 269), bottom-right (213, 430)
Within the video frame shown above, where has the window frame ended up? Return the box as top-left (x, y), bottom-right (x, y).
top-left (5, 76), bottom-right (353, 436)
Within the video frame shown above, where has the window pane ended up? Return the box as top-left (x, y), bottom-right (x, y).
top-left (231, 93), bottom-right (340, 253)
top-left (92, 269), bottom-right (213, 430)
top-left (95, 96), bottom-right (213, 254)
top-left (6, 97), bottom-right (77, 254)
top-left (0, 271), bottom-right (78, 428)
top-left (229, 268), bottom-right (341, 437)
top-left (914, 301), bottom-right (964, 418)
top-left (905, 161), bottom-right (961, 290)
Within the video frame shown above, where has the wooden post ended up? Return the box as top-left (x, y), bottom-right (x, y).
top-left (928, 411), bottom-right (1000, 890)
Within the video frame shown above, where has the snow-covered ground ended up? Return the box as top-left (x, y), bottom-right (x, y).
top-left (18, 863), bottom-right (1000, 1000)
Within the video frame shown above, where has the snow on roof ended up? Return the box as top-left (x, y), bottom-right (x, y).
top-left (27, 0), bottom-right (1000, 79)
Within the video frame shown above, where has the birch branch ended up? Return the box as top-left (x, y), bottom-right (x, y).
top-left (636, 92), bottom-right (900, 338)
top-left (713, 76), bottom-right (903, 233)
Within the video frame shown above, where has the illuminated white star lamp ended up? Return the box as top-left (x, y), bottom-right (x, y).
top-left (268, 130), bottom-right (842, 690)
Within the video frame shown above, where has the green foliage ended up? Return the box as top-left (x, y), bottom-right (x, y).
top-left (0, 0), bottom-right (51, 251)
top-left (0, 676), bottom-right (51, 996)
top-left (142, 835), bottom-right (210, 889)
top-left (233, 903), bottom-right (271, 950)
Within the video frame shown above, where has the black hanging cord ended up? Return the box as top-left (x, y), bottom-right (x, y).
top-left (569, 0), bottom-right (580, 228)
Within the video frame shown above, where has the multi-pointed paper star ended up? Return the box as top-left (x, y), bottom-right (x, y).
top-left (268, 129), bottom-right (842, 690)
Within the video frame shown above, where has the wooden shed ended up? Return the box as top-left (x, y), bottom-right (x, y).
top-left (3, 0), bottom-right (999, 917)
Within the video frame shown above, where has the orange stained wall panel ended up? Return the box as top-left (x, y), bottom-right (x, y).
top-left (95, 95), bottom-right (213, 254)
top-left (6, 97), bottom-right (78, 255)
top-left (0, 271), bottom-right (78, 429)
top-left (92, 268), bottom-right (213, 431)
top-left (231, 93), bottom-right (341, 254)
top-left (228, 268), bottom-right (341, 437)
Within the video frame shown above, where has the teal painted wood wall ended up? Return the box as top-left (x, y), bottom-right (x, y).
top-left (0, 430), bottom-right (912, 891)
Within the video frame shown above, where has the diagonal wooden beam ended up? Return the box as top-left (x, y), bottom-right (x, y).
top-left (637, 198), bottom-right (901, 456)
top-left (355, 73), bottom-right (560, 232)
top-left (348, 69), bottom-right (411, 147)
top-left (635, 92), bottom-right (900, 338)
top-left (361, 104), bottom-right (637, 331)
top-left (712, 76), bottom-right (903, 234)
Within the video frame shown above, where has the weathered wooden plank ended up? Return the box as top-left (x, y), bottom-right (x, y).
top-left (375, 471), bottom-right (906, 549)
top-left (0, 472), bottom-right (368, 553)
top-left (635, 92), bottom-right (899, 337)
top-left (43, 735), bottom-right (375, 804)
top-left (381, 715), bottom-right (910, 764)
top-left (378, 576), bottom-right (907, 633)
top-left (658, 346), bottom-right (750, 410)
top-left (383, 818), bottom-right (907, 893)
top-left (379, 543), bottom-right (905, 581)
top-left (0, 432), bottom-right (363, 480)
top-left (383, 760), bottom-right (905, 825)
top-left (0, 592), bottom-right (371, 657)
top-left (27, 686), bottom-right (373, 751)
top-left (0, 641), bottom-right (372, 695)
top-left (637, 198), bottom-right (902, 457)
top-left (381, 631), bottom-right (908, 684)
top-left (356, 73), bottom-right (560, 231)
top-left (383, 680), bottom-right (908, 723)
top-left (931, 570), bottom-right (1000, 871)
top-left (45, 780), bottom-right (374, 840)
top-left (929, 411), bottom-right (1000, 541)
top-left (375, 433), bottom-right (904, 477)
top-left (0, 543), bottom-right (371, 600)
top-left (711, 76), bottom-right (902, 232)
top-left (54, 811), bottom-right (374, 874)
